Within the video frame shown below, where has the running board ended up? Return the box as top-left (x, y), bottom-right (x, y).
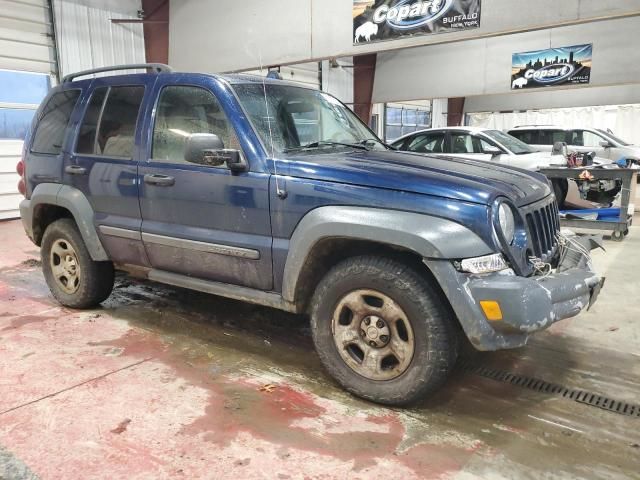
top-left (147, 269), bottom-right (298, 313)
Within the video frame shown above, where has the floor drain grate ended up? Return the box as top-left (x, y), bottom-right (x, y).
top-left (461, 363), bottom-right (640, 418)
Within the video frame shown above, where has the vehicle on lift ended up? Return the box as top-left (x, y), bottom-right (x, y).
top-left (17, 64), bottom-right (604, 406)
top-left (508, 125), bottom-right (640, 165)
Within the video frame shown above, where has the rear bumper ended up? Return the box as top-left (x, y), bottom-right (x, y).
top-left (426, 243), bottom-right (603, 351)
top-left (19, 198), bottom-right (35, 243)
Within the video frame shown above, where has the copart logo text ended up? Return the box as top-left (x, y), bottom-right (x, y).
top-left (373, 0), bottom-right (454, 30)
top-left (525, 63), bottom-right (576, 84)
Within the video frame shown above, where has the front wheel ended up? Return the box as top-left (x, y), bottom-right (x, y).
top-left (41, 218), bottom-right (114, 308)
top-left (310, 256), bottom-right (458, 406)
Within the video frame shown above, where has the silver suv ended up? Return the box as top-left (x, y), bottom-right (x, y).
top-left (508, 125), bottom-right (640, 165)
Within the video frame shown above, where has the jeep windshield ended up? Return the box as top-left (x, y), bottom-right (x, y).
top-left (233, 83), bottom-right (386, 154)
top-left (482, 130), bottom-right (535, 155)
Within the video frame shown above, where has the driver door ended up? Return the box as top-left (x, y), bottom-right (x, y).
top-left (138, 78), bottom-right (273, 290)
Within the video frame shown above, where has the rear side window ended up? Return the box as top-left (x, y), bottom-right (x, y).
top-left (510, 130), bottom-right (538, 144)
top-left (31, 90), bottom-right (81, 155)
top-left (76, 87), bottom-right (108, 154)
top-left (538, 130), bottom-right (566, 145)
top-left (76, 86), bottom-right (144, 158)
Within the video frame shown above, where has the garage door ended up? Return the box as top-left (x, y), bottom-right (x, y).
top-left (0, 0), bottom-right (55, 219)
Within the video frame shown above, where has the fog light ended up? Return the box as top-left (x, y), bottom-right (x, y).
top-left (459, 254), bottom-right (508, 274)
top-left (480, 301), bottom-right (503, 321)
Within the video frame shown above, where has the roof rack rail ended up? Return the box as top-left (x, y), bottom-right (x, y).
top-left (512, 124), bottom-right (555, 128)
top-left (62, 63), bottom-right (173, 83)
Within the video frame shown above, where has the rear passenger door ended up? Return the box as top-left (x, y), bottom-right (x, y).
top-left (67, 81), bottom-right (150, 267)
top-left (138, 79), bottom-right (272, 290)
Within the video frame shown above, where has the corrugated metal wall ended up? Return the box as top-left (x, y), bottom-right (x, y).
top-left (0, 0), bottom-right (56, 74)
top-left (53, 0), bottom-right (145, 79)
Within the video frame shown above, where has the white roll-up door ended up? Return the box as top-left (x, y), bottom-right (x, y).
top-left (0, 0), bottom-right (56, 74)
top-left (0, 0), bottom-right (55, 219)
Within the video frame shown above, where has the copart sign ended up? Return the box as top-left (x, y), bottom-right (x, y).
top-left (353, 0), bottom-right (481, 45)
top-left (511, 44), bottom-right (592, 90)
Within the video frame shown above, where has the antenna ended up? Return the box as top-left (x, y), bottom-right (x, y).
top-left (258, 53), bottom-right (287, 199)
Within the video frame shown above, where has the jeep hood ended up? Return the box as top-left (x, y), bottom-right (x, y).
top-left (276, 150), bottom-right (551, 207)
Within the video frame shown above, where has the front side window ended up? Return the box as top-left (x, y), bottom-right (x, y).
top-left (152, 85), bottom-right (240, 163)
top-left (233, 83), bottom-right (382, 154)
top-left (31, 90), bottom-right (81, 155)
top-left (76, 86), bottom-right (144, 158)
top-left (573, 130), bottom-right (606, 148)
top-left (450, 133), bottom-right (477, 154)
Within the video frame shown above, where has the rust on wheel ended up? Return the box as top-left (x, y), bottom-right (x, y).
top-left (331, 289), bottom-right (415, 381)
top-left (50, 239), bottom-right (81, 294)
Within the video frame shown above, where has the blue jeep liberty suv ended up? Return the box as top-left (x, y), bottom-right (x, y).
top-left (18, 64), bottom-right (603, 405)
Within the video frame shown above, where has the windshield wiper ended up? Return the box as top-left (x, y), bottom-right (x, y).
top-left (284, 141), bottom-right (370, 153)
top-left (359, 138), bottom-right (395, 150)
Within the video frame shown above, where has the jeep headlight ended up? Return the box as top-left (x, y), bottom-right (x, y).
top-left (498, 203), bottom-right (515, 244)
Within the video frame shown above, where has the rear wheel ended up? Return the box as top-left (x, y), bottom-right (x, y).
top-left (310, 256), bottom-right (458, 406)
top-left (41, 218), bottom-right (114, 308)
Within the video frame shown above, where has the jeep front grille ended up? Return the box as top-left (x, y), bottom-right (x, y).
top-left (524, 198), bottom-right (560, 259)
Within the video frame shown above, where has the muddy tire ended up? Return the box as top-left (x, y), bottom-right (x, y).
top-left (41, 218), bottom-right (114, 309)
top-left (310, 255), bottom-right (458, 406)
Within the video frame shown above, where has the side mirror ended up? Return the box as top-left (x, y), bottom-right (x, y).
top-left (599, 141), bottom-right (612, 149)
top-left (184, 133), bottom-right (247, 172)
top-left (484, 146), bottom-right (502, 157)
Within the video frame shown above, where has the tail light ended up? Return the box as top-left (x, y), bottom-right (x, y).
top-left (16, 159), bottom-right (26, 196)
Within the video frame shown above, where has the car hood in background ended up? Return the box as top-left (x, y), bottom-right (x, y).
top-left (502, 151), bottom-right (567, 170)
top-left (276, 150), bottom-right (551, 207)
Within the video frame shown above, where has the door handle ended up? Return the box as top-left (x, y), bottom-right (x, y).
top-left (65, 165), bottom-right (87, 175)
top-left (144, 174), bottom-right (175, 186)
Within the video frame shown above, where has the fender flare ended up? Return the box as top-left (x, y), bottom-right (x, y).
top-left (27, 183), bottom-right (109, 261)
top-left (281, 206), bottom-right (493, 303)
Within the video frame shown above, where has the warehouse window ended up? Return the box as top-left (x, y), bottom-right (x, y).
top-left (31, 90), bottom-right (81, 155)
top-left (0, 70), bottom-right (50, 140)
top-left (385, 105), bottom-right (430, 142)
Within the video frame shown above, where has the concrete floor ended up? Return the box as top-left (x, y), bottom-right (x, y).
top-left (0, 218), bottom-right (639, 480)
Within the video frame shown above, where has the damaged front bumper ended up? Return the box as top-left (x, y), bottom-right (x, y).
top-left (426, 236), bottom-right (604, 351)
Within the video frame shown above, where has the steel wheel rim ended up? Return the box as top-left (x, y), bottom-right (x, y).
top-left (331, 289), bottom-right (415, 381)
top-left (50, 239), bottom-right (81, 294)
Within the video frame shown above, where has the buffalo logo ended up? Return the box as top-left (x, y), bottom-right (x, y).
top-left (372, 0), bottom-right (454, 30)
top-left (512, 77), bottom-right (528, 89)
top-left (524, 63), bottom-right (576, 85)
top-left (354, 21), bottom-right (379, 43)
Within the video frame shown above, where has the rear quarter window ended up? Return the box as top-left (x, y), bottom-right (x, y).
top-left (30, 90), bottom-right (81, 155)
